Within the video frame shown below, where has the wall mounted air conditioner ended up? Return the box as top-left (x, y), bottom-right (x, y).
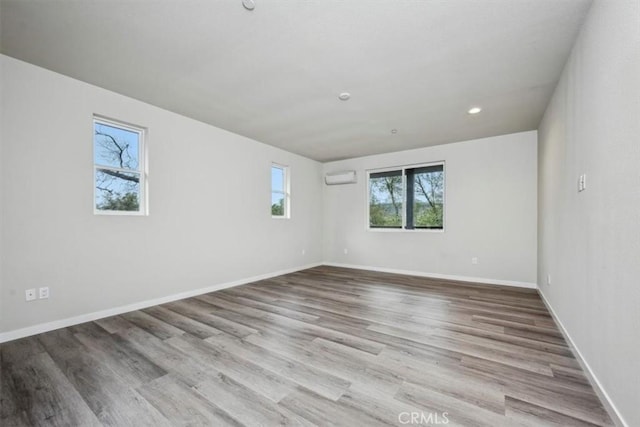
top-left (325, 170), bottom-right (357, 185)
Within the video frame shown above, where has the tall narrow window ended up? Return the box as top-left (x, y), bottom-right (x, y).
top-left (369, 170), bottom-right (403, 228)
top-left (93, 117), bottom-right (146, 215)
top-left (406, 164), bottom-right (444, 229)
top-left (368, 162), bottom-right (444, 230)
top-left (271, 164), bottom-right (290, 218)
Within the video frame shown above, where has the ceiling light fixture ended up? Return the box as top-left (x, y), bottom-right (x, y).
top-left (338, 92), bottom-right (351, 101)
top-left (242, 0), bottom-right (255, 11)
top-left (468, 106), bottom-right (482, 115)
top-left (391, 129), bottom-right (398, 134)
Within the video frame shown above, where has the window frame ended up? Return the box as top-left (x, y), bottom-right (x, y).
top-left (93, 115), bottom-right (148, 216)
top-left (366, 161), bottom-right (445, 232)
top-left (271, 163), bottom-right (290, 219)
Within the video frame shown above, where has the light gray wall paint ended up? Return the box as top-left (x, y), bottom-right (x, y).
top-left (323, 131), bottom-right (538, 285)
top-left (0, 55), bottom-right (323, 334)
top-left (0, 55), bottom-right (4, 330)
top-left (537, 1), bottom-right (640, 425)
top-left (538, 1), bottom-right (640, 425)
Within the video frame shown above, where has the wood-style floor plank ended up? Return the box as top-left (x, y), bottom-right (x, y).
top-left (165, 333), bottom-right (295, 402)
top-left (0, 266), bottom-right (615, 426)
top-left (36, 329), bottom-right (169, 426)
top-left (137, 374), bottom-right (243, 427)
top-left (204, 333), bottom-right (352, 401)
top-left (192, 373), bottom-right (312, 426)
top-left (1, 352), bottom-right (101, 427)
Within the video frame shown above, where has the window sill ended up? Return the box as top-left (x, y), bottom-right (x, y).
top-left (367, 227), bottom-right (444, 233)
top-left (94, 210), bottom-right (147, 216)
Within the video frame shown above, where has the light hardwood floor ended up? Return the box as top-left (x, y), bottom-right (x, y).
top-left (1, 266), bottom-right (614, 426)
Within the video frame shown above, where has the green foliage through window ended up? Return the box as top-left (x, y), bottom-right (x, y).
top-left (271, 164), bottom-right (289, 217)
top-left (271, 198), bottom-right (284, 216)
top-left (369, 164), bottom-right (444, 229)
top-left (369, 171), bottom-right (403, 227)
top-left (98, 192), bottom-right (140, 211)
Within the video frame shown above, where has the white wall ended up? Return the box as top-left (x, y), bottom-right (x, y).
top-left (0, 54), bottom-right (4, 334)
top-left (538, 1), bottom-right (640, 425)
top-left (323, 131), bottom-right (538, 286)
top-left (0, 55), bottom-right (323, 336)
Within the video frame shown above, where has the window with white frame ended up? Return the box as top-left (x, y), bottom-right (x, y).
top-left (93, 117), bottom-right (147, 215)
top-left (368, 162), bottom-right (444, 230)
top-left (271, 164), bottom-right (290, 218)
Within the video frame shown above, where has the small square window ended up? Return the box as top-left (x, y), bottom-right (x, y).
top-left (93, 117), bottom-right (147, 215)
top-left (271, 164), bottom-right (290, 218)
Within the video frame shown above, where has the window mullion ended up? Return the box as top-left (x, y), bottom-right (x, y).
top-left (402, 169), bottom-right (407, 229)
top-left (405, 169), bottom-right (414, 229)
top-left (95, 165), bottom-right (139, 175)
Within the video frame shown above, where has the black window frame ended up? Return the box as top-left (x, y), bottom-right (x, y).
top-left (368, 162), bottom-right (445, 231)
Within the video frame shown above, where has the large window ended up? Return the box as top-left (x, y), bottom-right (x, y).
top-left (271, 164), bottom-right (290, 218)
top-left (93, 117), bottom-right (147, 215)
top-left (368, 163), bottom-right (444, 230)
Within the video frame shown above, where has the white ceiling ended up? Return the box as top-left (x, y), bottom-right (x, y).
top-left (0, 0), bottom-right (591, 162)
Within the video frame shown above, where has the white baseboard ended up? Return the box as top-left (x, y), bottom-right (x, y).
top-left (0, 261), bottom-right (537, 343)
top-left (323, 262), bottom-right (537, 289)
top-left (0, 262), bottom-right (322, 344)
top-left (538, 289), bottom-right (627, 427)
top-left (2, 261), bottom-right (624, 425)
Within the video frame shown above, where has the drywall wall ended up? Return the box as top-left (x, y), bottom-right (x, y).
top-left (0, 54), bottom-right (4, 333)
top-left (0, 55), bottom-right (323, 336)
top-left (323, 131), bottom-right (537, 286)
top-left (538, 1), bottom-right (640, 425)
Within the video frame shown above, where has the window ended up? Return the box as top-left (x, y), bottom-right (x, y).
top-left (271, 164), bottom-right (290, 218)
top-left (93, 117), bottom-right (147, 215)
top-left (369, 170), bottom-right (403, 228)
top-left (368, 162), bottom-right (444, 230)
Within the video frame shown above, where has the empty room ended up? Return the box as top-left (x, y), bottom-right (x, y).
top-left (1, 0), bottom-right (638, 426)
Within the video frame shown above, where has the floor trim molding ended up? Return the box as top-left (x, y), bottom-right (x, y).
top-left (323, 262), bottom-right (537, 289)
top-left (0, 262), bottom-right (538, 343)
top-left (538, 289), bottom-right (628, 427)
top-left (0, 262), bottom-right (322, 344)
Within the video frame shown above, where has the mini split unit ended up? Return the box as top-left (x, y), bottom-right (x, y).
top-left (325, 170), bottom-right (357, 185)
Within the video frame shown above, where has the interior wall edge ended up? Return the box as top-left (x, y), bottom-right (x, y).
top-left (538, 288), bottom-right (628, 427)
top-left (323, 262), bottom-right (537, 289)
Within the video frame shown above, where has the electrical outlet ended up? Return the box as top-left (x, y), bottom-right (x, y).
top-left (301, 249), bottom-right (306, 255)
top-left (471, 257), bottom-right (479, 265)
top-left (25, 289), bottom-right (36, 301)
top-left (39, 287), bottom-right (50, 299)
top-left (547, 274), bottom-right (551, 286)
top-left (343, 248), bottom-right (348, 254)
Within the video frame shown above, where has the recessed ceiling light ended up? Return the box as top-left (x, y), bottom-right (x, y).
top-left (391, 129), bottom-right (398, 134)
top-left (242, 0), bottom-right (255, 11)
top-left (468, 107), bottom-right (482, 114)
top-left (338, 92), bottom-right (351, 101)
